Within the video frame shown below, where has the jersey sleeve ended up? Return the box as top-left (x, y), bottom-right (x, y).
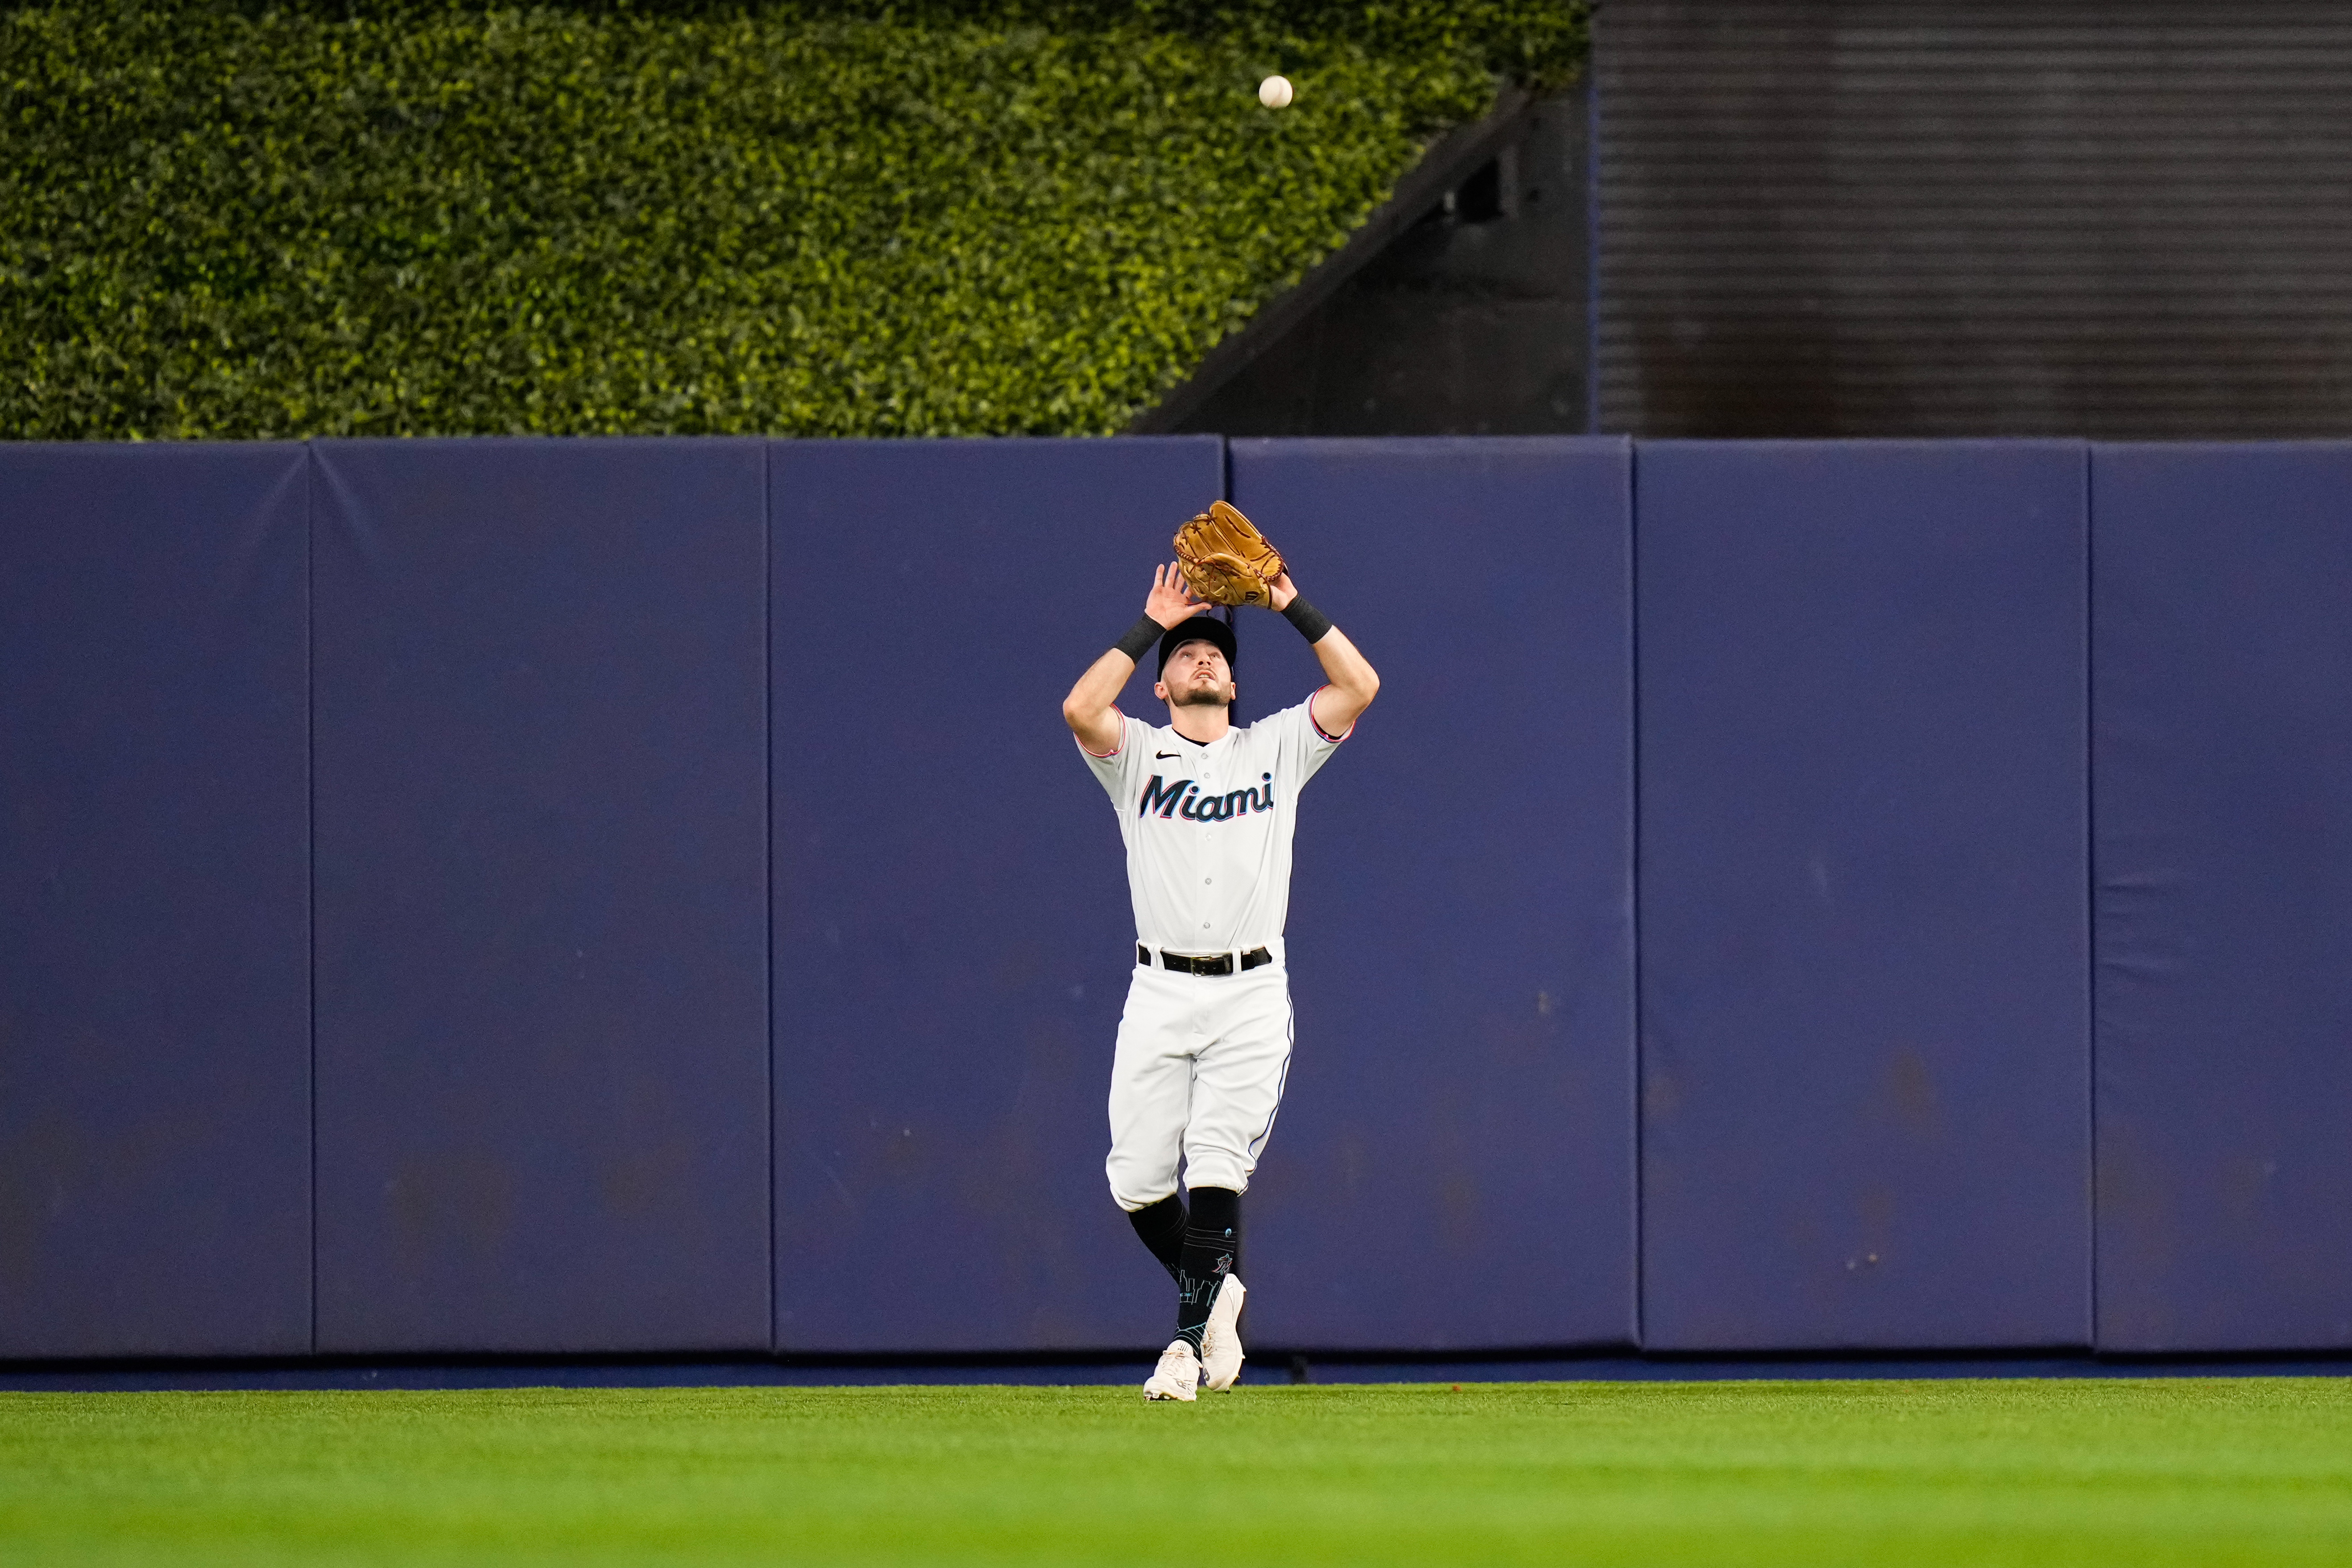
top-left (1269, 687), bottom-right (1353, 787)
top-left (1076, 710), bottom-right (1148, 804)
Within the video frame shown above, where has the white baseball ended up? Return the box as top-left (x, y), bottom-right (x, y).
top-left (1258, 75), bottom-right (1294, 110)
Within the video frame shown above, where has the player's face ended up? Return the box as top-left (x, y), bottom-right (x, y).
top-left (1156, 640), bottom-right (1234, 709)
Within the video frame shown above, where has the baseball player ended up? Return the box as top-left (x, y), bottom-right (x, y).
top-left (1061, 553), bottom-right (1379, 1400)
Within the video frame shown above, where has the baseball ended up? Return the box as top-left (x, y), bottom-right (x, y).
top-left (1258, 74), bottom-right (1294, 109)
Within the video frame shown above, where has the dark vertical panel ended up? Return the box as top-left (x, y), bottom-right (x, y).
top-left (1599, 2), bottom-right (2352, 437)
top-left (1228, 438), bottom-right (1637, 1349)
top-left (2094, 443), bottom-right (2352, 1351)
top-left (1639, 440), bottom-right (2088, 1349)
top-left (0, 443), bottom-right (310, 1356)
top-left (771, 437), bottom-right (1224, 1352)
top-left (313, 439), bottom-right (768, 1353)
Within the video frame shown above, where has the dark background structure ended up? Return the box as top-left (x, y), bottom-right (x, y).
top-left (1165, 91), bottom-right (1595, 437)
top-left (1188, 0), bottom-right (2352, 439)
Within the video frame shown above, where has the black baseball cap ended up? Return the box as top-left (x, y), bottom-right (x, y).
top-left (1156, 614), bottom-right (1237, 674)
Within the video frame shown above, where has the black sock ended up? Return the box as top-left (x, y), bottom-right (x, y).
top-left (1127, 1194), bottom-right (1186, 1282)
top-left (1175, 1186), bottom-right (1240, 1354)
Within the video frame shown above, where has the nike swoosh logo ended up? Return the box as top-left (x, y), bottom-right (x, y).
top-left (1155, 751), bottom-right (1180, 759)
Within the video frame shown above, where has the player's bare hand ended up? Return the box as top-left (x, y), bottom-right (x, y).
top-left (1147, 562), bottom-right (1212, 628)
top-left (1268, 571), bottom-right (1298, 612)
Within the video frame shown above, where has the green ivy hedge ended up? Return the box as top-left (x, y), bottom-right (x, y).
top-left (0, 1), bottom-right (1586, 438)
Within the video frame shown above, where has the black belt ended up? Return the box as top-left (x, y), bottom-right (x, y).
top-left (1140, 944), bottom-right (1272, 976)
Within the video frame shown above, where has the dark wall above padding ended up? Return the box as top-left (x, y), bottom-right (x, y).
top-left (1638, 440), bottom-right (2090, 1350)
top-left (770, 437), bottom-right (1225, 1352)
top-left (1600, 1), bottom-right (2352, 438)
top-left (0, 443), bottom-right (311, 1357)
top-left (1228, 438), bottom-right (1637, 1350)
top-left (2093, 443), bottom-right (2352, 1352)
top-left (311, 438), bottom-right (770, 1354)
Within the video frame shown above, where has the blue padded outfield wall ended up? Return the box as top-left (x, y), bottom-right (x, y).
top-left (770, 436), bottom-right (1631, 1354)
top-left (2093, 444), bottom-right (2352, 1353)
top-left (311, 440), bottom-right (770, 1353)
top-left (0, 444), bottom-right (311, 1358)
top-left (1637, 443), bottom-right (2090, 1351)
top-left (2, 434), bottom-right (2350, 1360)
top-left (769, 438), bottom-right (1226, 1352)
top-left (1226, 440), bottom-right (1635, 1352)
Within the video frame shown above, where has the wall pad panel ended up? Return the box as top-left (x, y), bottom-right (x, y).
top-left (1637, 439), bottom-right (2090, 1350)
top-left (2093, 443), bottom-right (2352, 1352)
top-left (312, 438), bottom-right (770, 1353)
top-left (0, 443), bottom-right (311, 1357)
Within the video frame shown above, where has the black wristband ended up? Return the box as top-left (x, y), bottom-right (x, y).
top-left (1114, 613), bottom-right (1164, 662)
top-left (1281, 594), bottom-right (1334, 643)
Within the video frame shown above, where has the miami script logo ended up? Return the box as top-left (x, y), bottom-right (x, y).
top-left (1138, 774), bottom-right (1277, 823)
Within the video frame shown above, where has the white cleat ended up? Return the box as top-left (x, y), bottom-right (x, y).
top-left (1143, 1338), bottom-right (1200, 1402)
top-left (1200, 1276), bottom-right (1247, 1391)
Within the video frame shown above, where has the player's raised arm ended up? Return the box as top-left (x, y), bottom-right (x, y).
top-left (1269, 572), bottom-right (1379, 735)
top-left (1062, 563), bottom-right (1212, 755)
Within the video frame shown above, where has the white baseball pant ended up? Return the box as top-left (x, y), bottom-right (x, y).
top-left (1106, 958), bottom-right (1294, 1211)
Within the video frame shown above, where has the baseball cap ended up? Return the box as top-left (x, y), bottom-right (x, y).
top-left (1156, 614), bottom-right (1237, 674)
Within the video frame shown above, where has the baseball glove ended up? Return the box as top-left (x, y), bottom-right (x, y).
top-left (1173, 501), bottom-right (1286, 608)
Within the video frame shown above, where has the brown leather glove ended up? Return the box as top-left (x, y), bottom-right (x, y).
top-left (1172, 501), bottom-right (1285, 608)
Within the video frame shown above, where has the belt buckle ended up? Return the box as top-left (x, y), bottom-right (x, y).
top-left (1152, 947), bottom-right (1236, 976)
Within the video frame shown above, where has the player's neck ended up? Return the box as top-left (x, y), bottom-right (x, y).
top-left (1166, 705), bottom-right (1231, 745)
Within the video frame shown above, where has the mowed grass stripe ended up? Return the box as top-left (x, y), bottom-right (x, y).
top-left (2, 1379), bottom-right (2348, 1565)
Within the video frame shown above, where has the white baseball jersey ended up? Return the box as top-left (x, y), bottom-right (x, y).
top-left (1077, 692), bottom-right (1350, 956)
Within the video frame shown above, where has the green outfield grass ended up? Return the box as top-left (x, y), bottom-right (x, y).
top-left (3, 1378), bottom-right (2348, 1564)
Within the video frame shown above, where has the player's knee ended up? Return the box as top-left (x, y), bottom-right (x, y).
top-left (1106, 1156), bottom-right (1178, 1213)
top-left (1108, 1179), bottom-right (1177, 1213)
